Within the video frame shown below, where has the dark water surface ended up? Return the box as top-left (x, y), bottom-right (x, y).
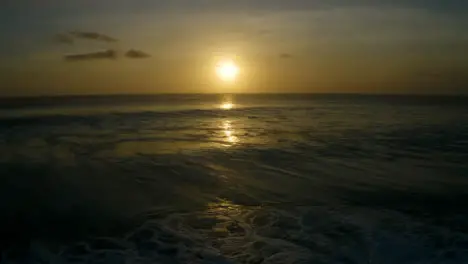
top-left (1, 94), bottom-right (467, 263)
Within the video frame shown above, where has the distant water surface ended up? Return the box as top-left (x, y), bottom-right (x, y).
top-left (0, 94), bottom-right (467, 263)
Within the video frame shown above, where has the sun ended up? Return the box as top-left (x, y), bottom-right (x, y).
top-left (216, 60), bottom-right (239, 82)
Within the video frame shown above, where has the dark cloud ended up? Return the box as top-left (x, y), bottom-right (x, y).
top-left (54, 33), bottom-right (74, 44)
top-left (64, 50), bottom-right (117, 61)
top-left (69, 31), bottom-right (117, 42)
top-left (280, 53), bottom-right (293, 59)
top-left (125, 49), bottom-right (151, 59)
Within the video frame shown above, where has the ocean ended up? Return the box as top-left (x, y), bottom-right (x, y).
top-left (0, 94), bottom-right (467, 263)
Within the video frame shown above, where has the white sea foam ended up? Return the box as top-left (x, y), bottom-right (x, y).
top-left (3, 203), bottom-right (466, 263)
top-left (0, 94), bottom-right (467, 263)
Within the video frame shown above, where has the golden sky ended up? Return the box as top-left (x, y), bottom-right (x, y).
top-left (1, 1), bottom-right (467, 96)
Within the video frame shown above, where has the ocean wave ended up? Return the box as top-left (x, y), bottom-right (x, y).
top-left (2, 202), bottom-right (467, 263)
top-left (1, 95), bottom-right (468, 263)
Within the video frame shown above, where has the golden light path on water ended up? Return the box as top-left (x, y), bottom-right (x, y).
top-left (220, 102), bottom-right (233, 110)
top-left (219, 98), bottom-right (238, 146)
top-left (222, 120), bottom-right (238, 144)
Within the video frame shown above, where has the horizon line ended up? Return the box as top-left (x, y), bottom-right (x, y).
top-left (1, 92), bottom-right (467, 100)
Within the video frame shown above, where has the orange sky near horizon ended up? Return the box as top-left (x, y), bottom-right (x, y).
top-left (1, 1), bottom-right (467, 96)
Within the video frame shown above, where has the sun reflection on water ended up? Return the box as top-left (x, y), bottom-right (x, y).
top-left (206, 199), bottom-right (244, 216)
top-left (221, 120), bottom-right (238, 145)
top-left (220, 102), bottom-right (233, 110)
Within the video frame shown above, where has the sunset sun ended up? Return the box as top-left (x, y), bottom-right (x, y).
top-left (216, 60), bottom-right (239, 82)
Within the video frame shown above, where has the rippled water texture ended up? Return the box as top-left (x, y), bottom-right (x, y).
top-left (0, 94), bottom-right (467, 263)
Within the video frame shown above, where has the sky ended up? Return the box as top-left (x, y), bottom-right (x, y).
top-left (0, 0), bottom-right (467, 96)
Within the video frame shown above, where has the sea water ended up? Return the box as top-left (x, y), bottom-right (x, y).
top-left (0, 94), bottom-right (467, 263)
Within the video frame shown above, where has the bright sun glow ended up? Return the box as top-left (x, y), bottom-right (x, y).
top-left (220, 103), bottom-right (233, 110)
top-left (216, 60), bottom-right (239, 82)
